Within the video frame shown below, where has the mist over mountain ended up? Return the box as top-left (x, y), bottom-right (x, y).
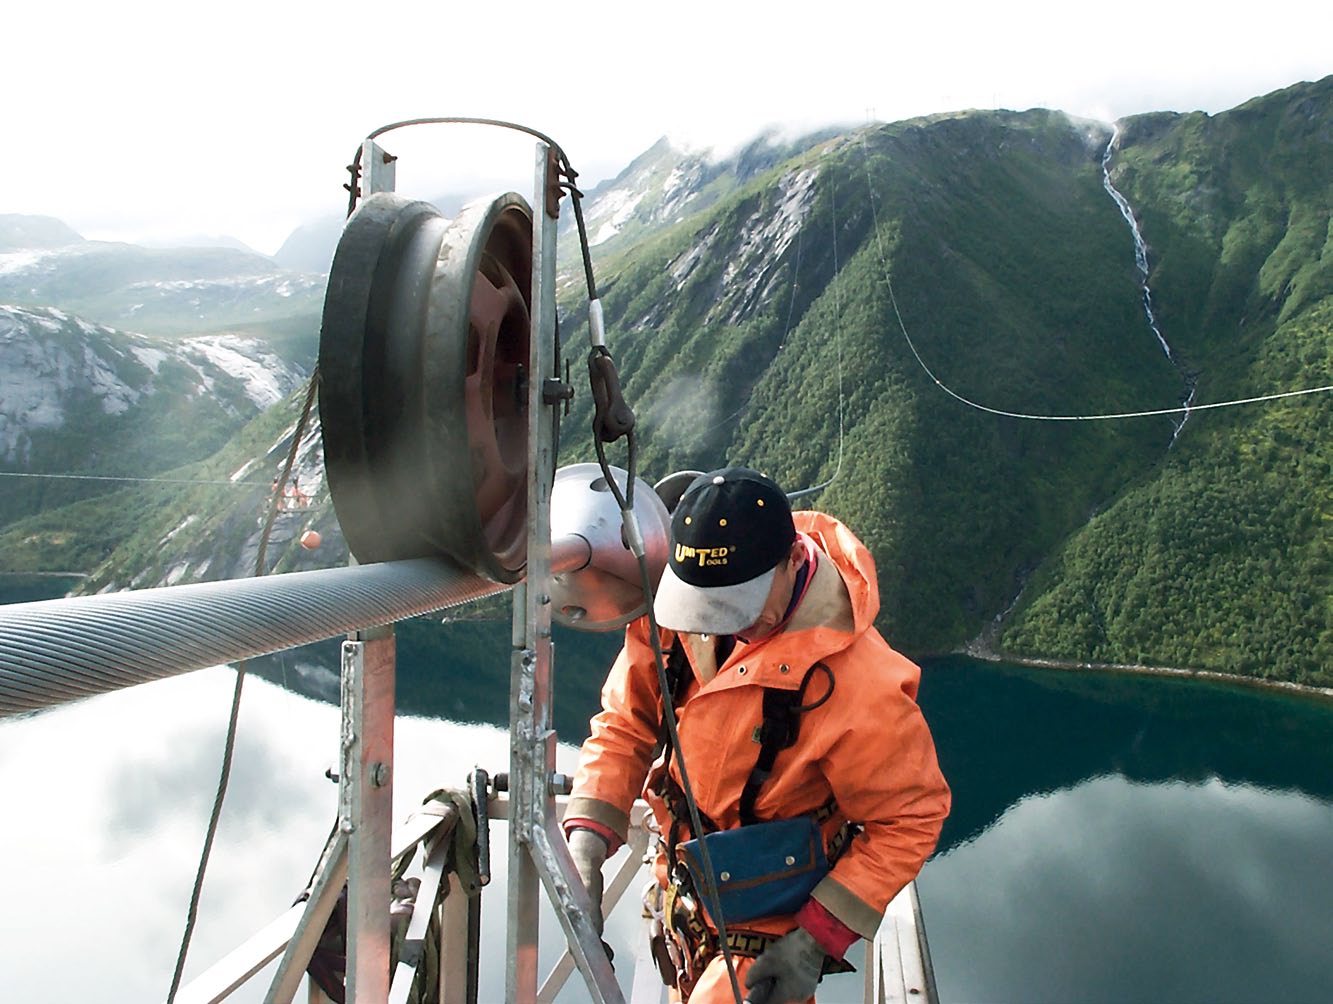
top-left (0, 231), bottom-right (325, 364)
top-left (1, 77), bottom-right (1328, 686)
top-left (0, 214), bottom-right (83, 251)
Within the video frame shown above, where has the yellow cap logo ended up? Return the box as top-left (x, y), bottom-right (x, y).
top-left (674, 544), bottom-right (733, 567)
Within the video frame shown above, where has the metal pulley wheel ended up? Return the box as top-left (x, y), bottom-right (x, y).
top-left (319, 191), bottom-right (533, 581)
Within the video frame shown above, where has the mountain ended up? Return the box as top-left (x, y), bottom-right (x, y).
top-left (0, 304), bottom-right (305, 529)
top-left (0, 223), bottom-right (325, 362)
top-left (272, 194), bottom-right (468, 275)
top-left (560, 129), bottom-right (842, 271)
top-left (5, 80), bottom-right (1329, 687)
top-left (137, 233), bottom-right (262, 254)
top-left (0, 383), bottom-right (336, 587)
top-left (553, 82), bottom-right (1329, 685)
top-left (997, 79), bottom-right (1333, 681)
top-left (0, 214), bottom-right (83, 250)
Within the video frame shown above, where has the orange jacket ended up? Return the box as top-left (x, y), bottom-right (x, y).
top-left (567, 511), bottom-right (951, 939)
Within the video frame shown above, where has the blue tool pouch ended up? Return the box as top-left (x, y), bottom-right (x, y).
top-left (678, 816), bottom-right (828, 925)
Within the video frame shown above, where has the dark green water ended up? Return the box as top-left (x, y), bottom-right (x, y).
top-left (915, 658), bottom-right (1333, 1004)
top-left (1, 602), bottom-right (1330, 1003)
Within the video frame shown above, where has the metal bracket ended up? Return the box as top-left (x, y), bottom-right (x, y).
top-left (363, 139), bottom-right (398, 196)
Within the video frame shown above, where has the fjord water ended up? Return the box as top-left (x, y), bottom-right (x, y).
top-left (0, 593), bottom-right (1329, 1003)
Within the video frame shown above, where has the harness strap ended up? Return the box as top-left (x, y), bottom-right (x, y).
top-left (738, 661), bottom-right (832, 826)
top-left (723, 929), bottom-right (857, 975)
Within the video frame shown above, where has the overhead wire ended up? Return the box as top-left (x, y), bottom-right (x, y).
top-left (0, 471), bottom-right (271, 487)
top-left (787, 176), bottom-right (846, 502)
top-left (855, 131), bottom-right (1333, 422)
top-left (166, 371), bottom-right (322, 1004)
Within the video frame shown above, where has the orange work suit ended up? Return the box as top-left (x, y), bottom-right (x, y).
top-left (567, 511), bottom-right (951, 1000)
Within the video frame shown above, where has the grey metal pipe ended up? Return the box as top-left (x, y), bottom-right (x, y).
top-left (0, 558), bottom-right (509, 718)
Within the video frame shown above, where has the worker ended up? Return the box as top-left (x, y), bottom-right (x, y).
top-left (564, 467), bottom-right (951, 1002)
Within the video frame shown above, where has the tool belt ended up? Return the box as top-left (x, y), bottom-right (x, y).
top-left (644, 797), bottom-right (858, 996)
top-left (644, 878), bottom-right (855, 996)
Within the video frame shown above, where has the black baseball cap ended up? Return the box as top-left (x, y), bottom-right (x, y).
top-left (652, 467), bottom-right (796, 635)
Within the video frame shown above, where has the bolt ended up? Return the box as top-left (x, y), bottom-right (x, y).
top-left (371, 762), bottom-right (390, 787)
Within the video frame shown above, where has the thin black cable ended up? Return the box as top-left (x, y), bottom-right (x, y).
top-left (587, 429), bottom-right (744, 1003)
top-left (165, 370), bottom-right (321, 1003)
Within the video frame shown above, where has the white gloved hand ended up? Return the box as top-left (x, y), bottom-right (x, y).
top-left (744, 926), bottom-right (825, 1003)
top-left (567, 827), bottom-right (609, 935)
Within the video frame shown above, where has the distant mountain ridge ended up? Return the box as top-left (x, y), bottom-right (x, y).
top-left (0, 214), bottom-right (83, 250)
top-left (1, 78), bottom-right (1328, 686)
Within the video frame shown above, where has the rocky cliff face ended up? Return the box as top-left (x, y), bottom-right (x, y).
top-left (0, 304), bottom-right (305, 526)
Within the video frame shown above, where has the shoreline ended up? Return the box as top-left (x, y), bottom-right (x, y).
top-left (956, 646), bottom-right (1333, 703)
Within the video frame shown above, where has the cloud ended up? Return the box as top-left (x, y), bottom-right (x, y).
top-left (5, 0), bottom-right (1329, 254)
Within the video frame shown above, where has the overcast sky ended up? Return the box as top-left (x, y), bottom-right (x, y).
top-left (5, 0), bottom-right (1329, 255)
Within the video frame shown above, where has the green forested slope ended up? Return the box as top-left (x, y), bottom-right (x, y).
top-left (565, 109), bottom-right (1184, 652)
top-left (1001, 79), bottom-right (1333, 684)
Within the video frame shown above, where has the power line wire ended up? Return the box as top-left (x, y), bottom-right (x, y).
top-left (856, 131), bottom-right (1333, 422)
top-left (787, 175), bottom-right (846, 501)
top-left (0, 471), bottom-right (268, 487)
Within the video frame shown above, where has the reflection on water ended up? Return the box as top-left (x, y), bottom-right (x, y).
top-left (920, 776), bottom-right (1333, 1004)
top-left (0, 669), bottom-right (594, 1004)
top-left (1, 640), bottom-right (1330, 1003)
top-left (915, 659), bottom-right (1333, 1004)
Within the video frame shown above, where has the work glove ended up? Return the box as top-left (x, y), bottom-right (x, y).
top-left (566, 827), bottom-right (609, 935)
top-left (744, 926), bottom-right (825, 1004)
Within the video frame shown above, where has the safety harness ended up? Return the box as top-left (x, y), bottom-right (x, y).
top-left (648, 636), bottom-right (856, 994)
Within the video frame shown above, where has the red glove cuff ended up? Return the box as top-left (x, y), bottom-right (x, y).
top-left (796, 898), bottom-right (860, 959)
top-left (562, 817), bottom-right (622, 855)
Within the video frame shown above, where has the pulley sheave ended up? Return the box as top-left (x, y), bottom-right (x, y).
top-left (319, 191), bottom-right (534, 581)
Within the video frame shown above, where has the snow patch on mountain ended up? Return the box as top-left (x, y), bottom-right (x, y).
top-left (0, 249), bottom-right (56, 277)
top-left (0, 305), bottom-right (149, 460)
top-left (82, 342), bottom-right (142, 416)
top-left (183, 334), bottom-right (296, 409)
top-left (0, 305), bottom-right (305, 465)
top-left (715, 167), bottom-right (818, 323)
top-left (131, 346), bottom-right (167, 373)
top-left (589, 189), bottom-right (646, 246)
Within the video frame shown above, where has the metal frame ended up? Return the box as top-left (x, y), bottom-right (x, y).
top-left (505, 142), bottom-right (623, 1003)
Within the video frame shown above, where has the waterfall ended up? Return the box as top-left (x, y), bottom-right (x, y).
top-left (1101, 126), bottom-right (1197, 441)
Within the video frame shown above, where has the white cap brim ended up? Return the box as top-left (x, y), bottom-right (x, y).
top-left (652, 563), bottom-right (778, 635)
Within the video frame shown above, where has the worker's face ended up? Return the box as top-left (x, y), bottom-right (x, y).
top-left (737, 538), bottom-right (806, 642)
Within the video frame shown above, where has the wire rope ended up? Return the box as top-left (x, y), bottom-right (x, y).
top-left (165, 370), bottom-right (321, 1003)
top-left (591, 434), bottom-right (747, 1004)
top-left (787, 176), bottom-right (846, 501)
top-left (855, 132), bottom-right (1333, 422)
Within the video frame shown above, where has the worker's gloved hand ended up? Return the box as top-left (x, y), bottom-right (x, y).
top-left (744, 926), bottom-right (825, 1004)
top-left (566, 827), bottom-right (609, 935)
